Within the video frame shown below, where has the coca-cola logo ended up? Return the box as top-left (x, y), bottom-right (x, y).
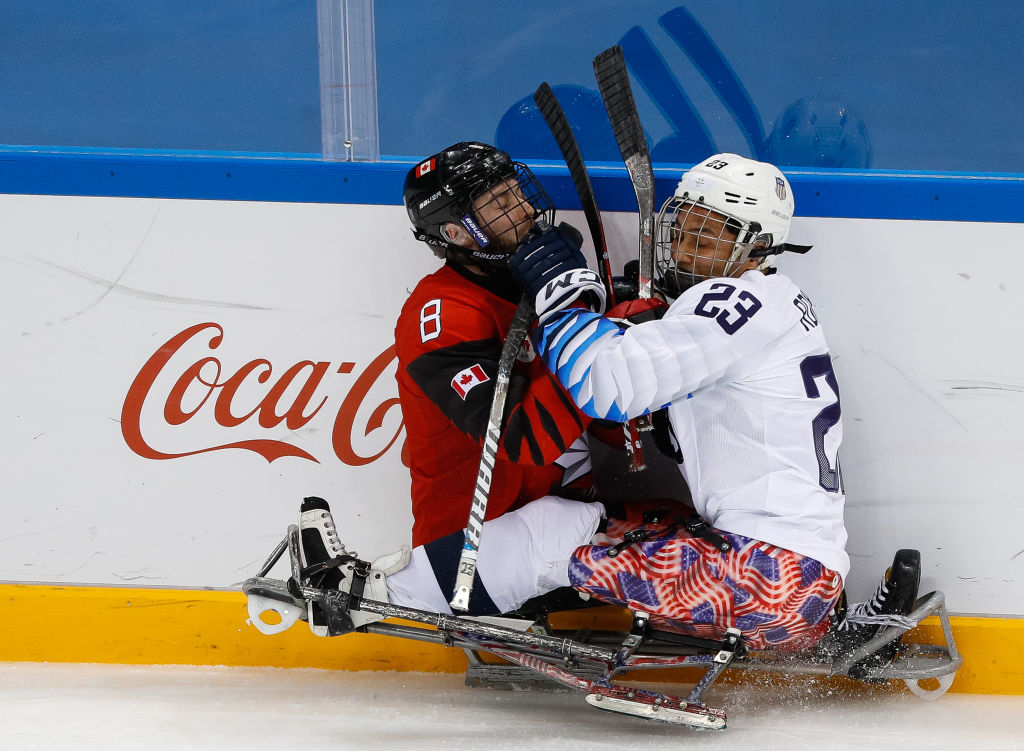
top-left (121, 322), bottom-right (407, 466)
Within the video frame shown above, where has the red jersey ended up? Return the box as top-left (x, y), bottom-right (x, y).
top-left (395, 263), bottom-right (592, 546)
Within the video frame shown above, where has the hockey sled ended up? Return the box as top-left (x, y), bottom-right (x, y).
top-left (243, 526), bottom-right (962, 731)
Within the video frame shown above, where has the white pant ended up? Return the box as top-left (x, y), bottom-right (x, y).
top-left (387, 496), bottom-right (605, 614)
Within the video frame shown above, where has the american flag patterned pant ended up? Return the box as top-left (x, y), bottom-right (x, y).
top-left (570, 522), bottom-right (843, 652)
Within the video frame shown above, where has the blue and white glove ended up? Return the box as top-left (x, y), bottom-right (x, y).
top-left (508, 222), bottom-right (606, 324)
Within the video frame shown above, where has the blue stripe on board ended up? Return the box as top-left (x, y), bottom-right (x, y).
top-left (1, 147), bottom-right (1023, 223)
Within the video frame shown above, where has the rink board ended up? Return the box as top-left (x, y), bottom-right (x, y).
top-left (0, 583), bottom-right (1020, 696)
top-left (1, 155), bottom-right (1023, 693)
top-left (1, 191), bottom-right (1022, 612)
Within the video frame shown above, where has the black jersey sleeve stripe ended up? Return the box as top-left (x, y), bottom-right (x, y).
top-left (503, 401), bottom-right (546, 465)
top-left (406, 338), bottom-right (502, 440)
top-left (534, 399), bottom-right (568, 455)
top-left (545, 371), bottom-right (586, 432)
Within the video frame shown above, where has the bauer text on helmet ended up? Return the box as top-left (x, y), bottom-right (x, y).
top-left (403, 142), bottom-right (555, 271)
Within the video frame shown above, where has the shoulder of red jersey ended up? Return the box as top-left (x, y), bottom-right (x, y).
top-left (396, 266), bottom-right (508, 357)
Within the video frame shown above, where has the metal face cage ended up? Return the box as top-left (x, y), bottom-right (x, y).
top-left (655, 194), bottom-right (757, 296)
top-left (461, 162), bottom-right (555, 257)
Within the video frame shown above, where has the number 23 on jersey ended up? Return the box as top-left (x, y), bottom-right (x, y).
top-left (694, 283), bottom-right (762, 334)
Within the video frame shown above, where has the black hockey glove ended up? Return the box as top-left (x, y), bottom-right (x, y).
top-left (611, 259), bottom-right (640, 303)
top-left (509, 222), bottom-right (606, 323)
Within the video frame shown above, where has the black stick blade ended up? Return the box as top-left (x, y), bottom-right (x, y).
top-left (593, 46), bottom-right (648, 162)
top-left (533, 83), bottom-right (600, 224)
top-left (533, 82), bottom-right (614, 301)
top-left (533, 83), bottom-right (593, 205)
top-left (593, 45), bottom-right (656, 301)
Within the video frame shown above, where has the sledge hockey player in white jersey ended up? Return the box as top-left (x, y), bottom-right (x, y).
top-left (503, 153), bottom-right (922, 666)
top-left (283, 154), bottom-right (921, 678)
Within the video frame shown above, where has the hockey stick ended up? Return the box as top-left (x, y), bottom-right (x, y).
top-left (532, 83), bottom-right (617, 308)
top-left (593, 45), bottom-right (657, 301)
top-left (618, 26), bottom-right (714, 159)
top-left (593, 45), bottom-right (658, 446)
top-left (532, 82), bottom-right (647, 472)
top-left (450, 293), bottom-right (535, 611)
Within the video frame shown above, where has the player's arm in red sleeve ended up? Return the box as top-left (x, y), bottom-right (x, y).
top-left (401, 298), bottom-right (590, 465)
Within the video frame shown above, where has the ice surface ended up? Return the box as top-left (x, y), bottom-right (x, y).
top-left (2, 662), bottom-right (1022, 750)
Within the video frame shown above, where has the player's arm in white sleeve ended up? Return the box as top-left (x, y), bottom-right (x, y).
top-left (534, 280), bottom-right (779, 420)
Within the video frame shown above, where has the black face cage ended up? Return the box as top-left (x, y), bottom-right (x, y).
top-left (464, 162), bottom-right (554, 250)
top-left (654, 196), bottom-right (757, 298)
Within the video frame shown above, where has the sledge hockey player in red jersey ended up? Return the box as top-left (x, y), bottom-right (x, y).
top-left (289, 153), bottom-right (920, 677)
top-left (394, 141), bottom-right (600, 549)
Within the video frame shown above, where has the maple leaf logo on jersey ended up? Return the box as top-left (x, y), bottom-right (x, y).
top-left (451, 364), bottom-right (490, 399)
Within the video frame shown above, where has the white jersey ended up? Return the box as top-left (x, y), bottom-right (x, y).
top-left (535, 270), bottom-right (849, 580)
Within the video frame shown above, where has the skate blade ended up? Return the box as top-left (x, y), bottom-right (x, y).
top-left (584, 692), bottom-right (726, 730)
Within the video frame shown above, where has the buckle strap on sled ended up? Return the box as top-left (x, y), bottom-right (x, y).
top-left (347, 558), bottom-right (372, 607)
top-left (683, 518), bottom-right (731, 553)
top-left (294, 554), bottom-right (371, 606)
top-left (607, 529), bottom-right (651, 558)
top-left (606, 519), bottom-right (731, 558)
top-left (299, 555), bottom-right (346, 582)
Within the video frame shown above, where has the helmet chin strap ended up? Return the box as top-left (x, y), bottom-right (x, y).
top-left (749, 242), bottom-right (813, 258)
top-left (459, 214), bottom-right (492, 249)
top-left (441, 222), bottom-right (513, 273)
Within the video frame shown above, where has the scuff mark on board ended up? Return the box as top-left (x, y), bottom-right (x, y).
top-left (31, 257), bottom-right (278, 312)
top-left (942, 380), bottom-right (1024, 396)
top-left (860, 348), bottom-right (968, 431)
top-left (62, 208), bottom-right (163, 320)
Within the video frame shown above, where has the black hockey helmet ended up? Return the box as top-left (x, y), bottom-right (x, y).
top-left (403, 141), bottom-right (555, 270)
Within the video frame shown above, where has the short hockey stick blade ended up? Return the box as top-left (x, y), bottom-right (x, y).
top-left (623, 420), bottom-right (647, 472)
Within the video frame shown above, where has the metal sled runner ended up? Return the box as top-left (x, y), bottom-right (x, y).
top-left (243, 526), bottom-right (963, 731)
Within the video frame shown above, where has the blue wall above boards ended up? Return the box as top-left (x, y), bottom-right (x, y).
top-left (378, 2), bottom-right (1024, 172)
top-left (1, 150), bottom-right (1022, 224)
top-left (3, 2), bottom-right (1023, 174)
top-left (0, 1), bottom-right (320, 153)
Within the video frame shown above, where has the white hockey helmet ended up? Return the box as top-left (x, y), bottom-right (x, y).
top-left (655, 153), bottom-right (798, 296)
